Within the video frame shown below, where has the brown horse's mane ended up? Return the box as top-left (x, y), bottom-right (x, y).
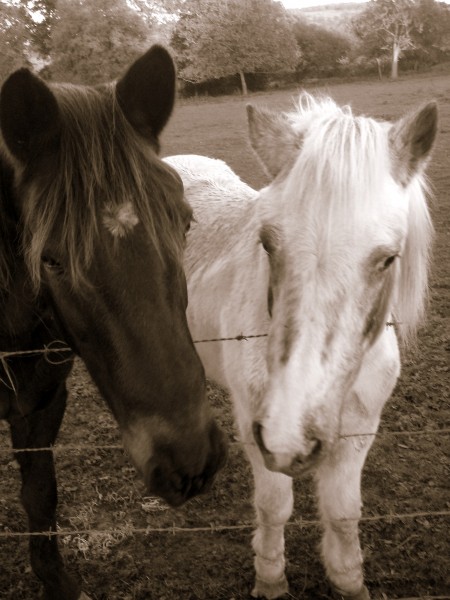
top-left (0, 153), bottom-right (19, 293)
top-left (6, 81), bottom-right (186, 289)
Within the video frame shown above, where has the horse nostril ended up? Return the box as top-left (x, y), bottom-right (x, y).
top-left (310, 438), bottom-right (322, 457)
top-left (294, 438), bottom-right (322, 465)
top-left (252, 421), bottom-right (270, 456)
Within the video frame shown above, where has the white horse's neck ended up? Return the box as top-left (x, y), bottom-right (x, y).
top-left (166, 155), bottom-right (270, 388)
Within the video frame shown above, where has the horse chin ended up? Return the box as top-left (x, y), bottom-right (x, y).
top-left (144, 459), bottom-right (214, 508)
top-left (262, 451), bottom-right (322, 479)
top-left (146, 466), bottom-right (207, 507)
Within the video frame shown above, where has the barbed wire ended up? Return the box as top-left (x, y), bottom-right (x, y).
top-left (0, 321), bottom-right (398, 360)
top-left (0, 324), bottom-right (447, 546)
top-left (0, 332), bottom-right (264, 393)
top-left (0, 428), bottom-right (449, 456)
top-left (0, 321), bottom-right (399, 395)
top-left (0, 341), bottom-right (74, 393)
top-left (0, 509), bottom-right (448, 540)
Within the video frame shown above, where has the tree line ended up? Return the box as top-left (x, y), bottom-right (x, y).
top-left (1, 0), bottom-right (450, 95)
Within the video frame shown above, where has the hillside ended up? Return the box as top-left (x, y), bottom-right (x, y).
top-left (290, 2), bottom-right (365, 35)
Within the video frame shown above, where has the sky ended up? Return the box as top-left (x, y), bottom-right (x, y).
top-left (280, 0), bottom-right (368, 7)
top-left (280, 0), bottom-right (449, 7)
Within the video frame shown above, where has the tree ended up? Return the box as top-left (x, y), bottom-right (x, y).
top-left (353, 0), bottom-right (416, 79)
top-left (171, 0), bottom-right (299, 95)
top-left (49, 0), bottom-right (153, 84)
top-left (0, 1), bottom-right (30, 80)
top-left (129, 0), bottom-right (184, 24)
top-left (292, 18), bottom-right (352, 78)
top-left (21, 0), bottom-right (57, 58)
top-left (410, 0), bottom-right (450, 62)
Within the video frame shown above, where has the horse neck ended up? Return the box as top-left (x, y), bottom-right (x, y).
top-left (186, 189), bottom-right (270, 340)
top-left (0, 154), bottom-right (47, 343)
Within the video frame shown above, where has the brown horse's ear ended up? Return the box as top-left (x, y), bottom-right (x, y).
top-left (389, 101), bottom-right (438, 186)
top-left (116, 45), bottom-right (176, 144)
top-left (0, 68), bottom-right (60, 164)
top-left (247, 104), bottom-right (301, 179)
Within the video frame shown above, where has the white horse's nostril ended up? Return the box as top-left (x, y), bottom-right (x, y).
top-left (293, 438), bottom-right (322, 464)
top-left (252, 421), bottom-right (271, 456)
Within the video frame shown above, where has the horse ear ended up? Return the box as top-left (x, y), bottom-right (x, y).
top-left (116, 45), bottom-right (176, 143)
top-left (247, 104), bottom-right (300, 179)
top-left (389, 101), bottom-right (438, 186)
top-left (0, 68), bottom-right (60, 164)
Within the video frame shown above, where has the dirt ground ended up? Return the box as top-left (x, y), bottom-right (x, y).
top-left (0, 71), bottom-right (449, 599)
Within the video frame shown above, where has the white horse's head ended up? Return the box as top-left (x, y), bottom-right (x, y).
top-left (248, 94), bottom-right (437, 476)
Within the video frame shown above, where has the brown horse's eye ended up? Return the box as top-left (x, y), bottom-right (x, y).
top-left (41, 255), bottom-right (62, 270)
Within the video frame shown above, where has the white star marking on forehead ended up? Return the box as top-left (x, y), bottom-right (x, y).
top-left (103, 202), bottom-right (139, 237)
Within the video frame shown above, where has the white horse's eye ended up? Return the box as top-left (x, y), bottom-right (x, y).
top-left (382, 255), bottom-right (398, 270)
top-left (261, 240), bottom-right (271, 254)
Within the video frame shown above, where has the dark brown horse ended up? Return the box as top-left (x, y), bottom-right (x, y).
top-left (0, 46), bottom-right (226, 600)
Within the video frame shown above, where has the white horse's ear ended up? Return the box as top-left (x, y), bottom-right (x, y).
top-left (247, 104), bottom-right (300, 179)
top-left (389, 101), bottom-right (438, 186)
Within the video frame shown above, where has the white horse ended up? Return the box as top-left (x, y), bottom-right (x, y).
top-left (165, 93), bottom-right (437, 600)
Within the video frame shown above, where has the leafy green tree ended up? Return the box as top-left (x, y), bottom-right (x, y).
top-left (353, 0), bottom-right (416, 79)
top-left (49, 0), bottom-right (153, 84)
top-left (292, 18), bottom-right (352, 78)
top-left (171, 0), bottom-right (299, 94)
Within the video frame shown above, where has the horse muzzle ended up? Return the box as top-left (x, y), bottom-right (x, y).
top-left (145, 421), bottom-right (228, 507)
top-left (252, 421), bottom-right (323, 477)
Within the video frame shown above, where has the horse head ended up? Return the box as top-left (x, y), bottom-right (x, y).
top-left (247, 97), bottom-right (437, 476)
top-left (0, 46), bottom-right (227, 506)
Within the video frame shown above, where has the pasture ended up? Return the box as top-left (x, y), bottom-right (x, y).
top-left (1, 72), bottom-right (449, 599)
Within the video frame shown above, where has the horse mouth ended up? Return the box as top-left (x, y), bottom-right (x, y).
top-left (144, 425), bottom-right (228, 507)
top-left (253, 421), bottom-right (323, 478)
top-left (263, 454), bottom-right (320, 478)
top-left (146, 464), bottom-right (219, 507)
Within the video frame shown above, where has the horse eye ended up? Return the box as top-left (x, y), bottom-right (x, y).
top-left (383, 255), bottom-right (397, 270)
top-left (261, 241), bottom-right (270, 254)
top-left (41, 255), bottom-right (62, 270)
top-left (260, 236), bottom-right (273, 255)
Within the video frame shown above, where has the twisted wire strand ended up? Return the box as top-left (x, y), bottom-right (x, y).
top-left (0, 428), bottom-right (448, 455)
top-left (0, 509), bottom-right (448, 539)
top-left (0, 320), bottom-right (396, 359)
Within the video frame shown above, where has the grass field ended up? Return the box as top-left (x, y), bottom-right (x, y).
top-left (0, 72), bottom-right (449, 599)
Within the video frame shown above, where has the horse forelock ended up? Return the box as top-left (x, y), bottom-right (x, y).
top-left (262, 93), bottom-right (433, 344)
top-left (282, 95), bottom-right (390, 223)
top-left (20, 82), bottom-right (185, 288)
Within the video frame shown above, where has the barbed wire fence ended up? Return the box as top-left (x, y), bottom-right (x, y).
top-left (0, 332), bottom-right (448, 598)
